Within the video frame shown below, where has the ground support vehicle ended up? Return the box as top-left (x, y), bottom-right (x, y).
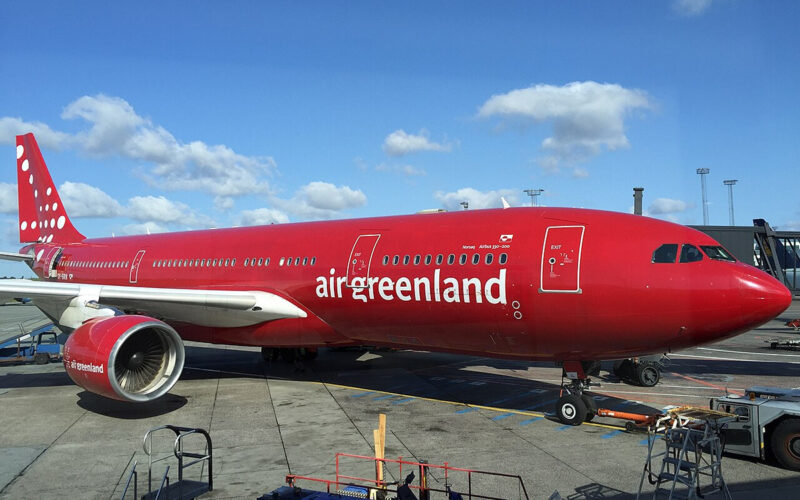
top-left (711, 386), bottom-right (800, 471)
top-left (0, 324), bottom-right (60, 365)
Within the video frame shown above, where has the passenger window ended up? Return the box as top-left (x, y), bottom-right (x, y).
top-left (303, 257), bottom-right (308, 266)
top-left (225, 259), bottom-right (230, 266)
top-left (652, 244), bottom-right (678, 263)
top-left (436, 254), bottom-right (443, 265)
top-left (459, 254), bottom-right (467, 265)
top-left (231, 258), bottom-right (236, 266)
top-left (413, 255), bottom-right (421, 265)
top-left (425, 254), bottom-right (432, 265)
top-left (448, 254), bottom-right (455, 265)
top-left (472, 253), bottom-right (480, 265)
top-left (266, 258), bottom-right (270, 266)
top-left (286, 258), bottom-right (292, 266)
top-left (213, 259), bottom-right (218, 266)
top-left (310, 257), bottom-right (315, 265)
top-left (393, 255), bottom-right (399, 265)
top-left (486, 253), bottom-right (493, 265)
top-left (499, 253), bottom-right (508, 265)
top-left (194, 259), bottom-right (199, 266)
top-left (245, 258), bottom-right (250, 266)
top-left (383, 255), bottom-right (389, 265)
top-left (257, 258), bottom-right (263, 266)
top-left (679, 244), bottom-right (703, 263)
top-left (403, 255), bottom-right (410, 265)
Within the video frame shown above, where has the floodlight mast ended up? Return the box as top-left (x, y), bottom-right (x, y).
top-left (523, 188), bottom-right (544, 207)
top-left (723, 179), bottom-right (738, 225)
top-left (696, 168), bottom-right (710, 225)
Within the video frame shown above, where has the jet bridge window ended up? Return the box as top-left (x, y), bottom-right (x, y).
top-left (652, 244), bottom-right (678, 263)
top-left (679, 244), bottom-right (703, 263)
top-left (701, 245), bottom-right (736, 262)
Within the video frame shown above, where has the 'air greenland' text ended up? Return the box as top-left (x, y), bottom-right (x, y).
top-left (316, 268), bottom-right (507, 304)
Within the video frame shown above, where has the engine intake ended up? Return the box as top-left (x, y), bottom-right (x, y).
top-left (64, 315), bottom-right (185, 402)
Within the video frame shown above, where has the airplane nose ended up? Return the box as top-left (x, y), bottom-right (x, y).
top-left (735, 266), bottom-right (792, 326)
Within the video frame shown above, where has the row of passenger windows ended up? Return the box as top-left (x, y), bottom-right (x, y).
top-left (153, 256), bottom-right (317, 268)
top-left (63, 260), bottom-right (130, 269)
top-left (382, 252), bottom-right (508, 267)
top-left (652, 244), bottom-right (736, 264)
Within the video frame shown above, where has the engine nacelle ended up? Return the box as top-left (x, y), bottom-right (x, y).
top-left (63, 315), bottom-right (185, 402)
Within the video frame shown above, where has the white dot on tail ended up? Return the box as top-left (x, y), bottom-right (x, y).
top-left (34, 190), bottom-right (38, 198)
top-left (46, 187), bottom-right (52, 196)
top-left (21, 221), bottom-right (27, 231)
top-left (31, 221), bottom-right (37, 229)
top-left (46, 234), bottom-right (54, 243)
top-left (53, 203), bottom-right (58, 211)
top-left (43, 220), bottom-right (48, 228)
top-left (17, 145), bottom-right (24, 159)
top-left (21, 160), bottom-right (29, 172)
top-left (45, 204), bottom-right (50, 212)
top-left (28, 174), bottom-right (33, 184)
top-left (50, 218), bottom-right (55, 228)
top-left (36, 249), bottom-right (44, 261)
top-left (57, 216), bottom-right (65, 229)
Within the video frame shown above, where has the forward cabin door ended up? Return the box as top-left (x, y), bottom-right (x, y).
top-left (347, 234), bottom-right (380, 288)
top-left (540, 225), bottom-right (585, 293)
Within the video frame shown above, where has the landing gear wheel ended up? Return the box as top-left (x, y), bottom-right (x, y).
top-left (556, 394), bottom-right (587, 426)
top-left (635, 362), bottom-right (661, 387)
top-left (771, 419), bottom-right (800, 471)
top-left (581, 395), bottom-right (597, 422)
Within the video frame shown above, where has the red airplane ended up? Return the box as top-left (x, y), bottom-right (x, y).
top-left (0, 133), bottom-right (792, 425)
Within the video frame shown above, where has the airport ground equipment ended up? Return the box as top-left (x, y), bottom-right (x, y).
top-left (0, 321), bottom-right (59, 365)
top-left (119, 425), bottom-right (212, 500)
top-left (765, 338), bottom-right (800, 351)
top-left (612, 356), bottom-right (666, 387)
top-left (710, 386), bottom-right (800, 471)
top-left (262, 453), bottom-right (529, 500)
top-left (637, 407), bottom-right (735, 500)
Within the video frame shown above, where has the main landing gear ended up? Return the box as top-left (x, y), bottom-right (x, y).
top-left (261, 347), bottom-right (318, 363)
top-left (556, 361), bottom-right (598, 426)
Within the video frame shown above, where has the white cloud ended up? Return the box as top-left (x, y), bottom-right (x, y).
top-left (0, 183), bottom-right (16, 214)
top-left (236, 208), bottom-right (290, 226)
top-left (1, 95), bottom-right (276, 202)
top-left (478, 81), bottom-right (651, 172)
top-left (648, 198), bottom-right (691, 215)
top-left (673, 0), bottom-right (712, 17)
top-left (274, 181), bottom-right (367, 219)
top-left (126, 195), bottom-right (215, 228)
top-left (382, 129), bottom-right (454, 157)
top-left (434, 188), bottom-right (518, 211)
top-left (58, 182), bottom-right (124, 218)
top-left (375, 163), bottom-right (427, 177)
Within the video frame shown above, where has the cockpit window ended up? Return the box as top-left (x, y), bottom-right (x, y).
top-left (701, 245), bottom-right (736, 262)
top-left (679, 244), bottom-right (703, 263)
top-left (652, 244), bottom-right (678, 263)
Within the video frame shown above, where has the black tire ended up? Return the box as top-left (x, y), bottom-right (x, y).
top-left (771, 419), bottom-right (800, 471)
top-left (34, 353), bottom-right (49, 365)
top-left (635, 362), bottom-right (661, 387)
top-left (581, 395), bottom-right (597, 422)
top-left (556, 394), bottom-right (587, 426)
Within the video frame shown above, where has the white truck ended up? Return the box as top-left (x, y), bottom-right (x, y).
top-left (711, 386), bottom-right (800, 471)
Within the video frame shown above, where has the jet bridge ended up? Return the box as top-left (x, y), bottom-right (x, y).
top-left (692, 219), bottom-right (800, 294)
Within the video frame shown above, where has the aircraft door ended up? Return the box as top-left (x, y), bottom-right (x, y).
top-left (42, 247), bottom-right (62, 279)
top-left (540, 225), bottom-right (584, 293)
top-left (129, 250), bottom-right (146, 284)
top-left (347, 234), bottom-right (380, 288)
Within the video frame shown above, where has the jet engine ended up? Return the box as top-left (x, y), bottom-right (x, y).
top-left (63, 315), bottom-right (185, 402)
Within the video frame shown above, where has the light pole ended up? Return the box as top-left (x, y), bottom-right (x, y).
top-left (696, 168), bottom-right (710, 225)
top-left (723, 179), bottom-right (737, 225)
top-left (523, 188), bottom-right (544, 207)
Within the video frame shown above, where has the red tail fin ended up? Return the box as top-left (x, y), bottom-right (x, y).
top-left (16, 133), bottom-right (85, 244)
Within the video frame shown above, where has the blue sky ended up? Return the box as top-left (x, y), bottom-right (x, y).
top-left (1, 1), bottom-right (798, 276)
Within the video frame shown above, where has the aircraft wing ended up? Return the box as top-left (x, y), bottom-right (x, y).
top-left (0, 251), bottom-right (34, 262)
top-left (0, 279), bottom-right (307, 329)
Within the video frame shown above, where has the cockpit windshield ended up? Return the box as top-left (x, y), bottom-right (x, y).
top-left (701, 245), bottom-right (737, 262)
top-left (679, 244), bottom-right (703, 263)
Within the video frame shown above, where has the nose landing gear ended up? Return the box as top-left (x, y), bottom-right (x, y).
top-left (555, 361), bottom-right (598, 425)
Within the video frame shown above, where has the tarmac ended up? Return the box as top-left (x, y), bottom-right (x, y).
top-left (1, 300), bottom-right (800, 499)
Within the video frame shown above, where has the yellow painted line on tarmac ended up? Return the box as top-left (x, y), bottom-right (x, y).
top-left (314, 381), bottom-right (625, 431)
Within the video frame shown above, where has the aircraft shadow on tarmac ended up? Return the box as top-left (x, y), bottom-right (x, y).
top-left (76, 391), bottom-right (188, 418)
